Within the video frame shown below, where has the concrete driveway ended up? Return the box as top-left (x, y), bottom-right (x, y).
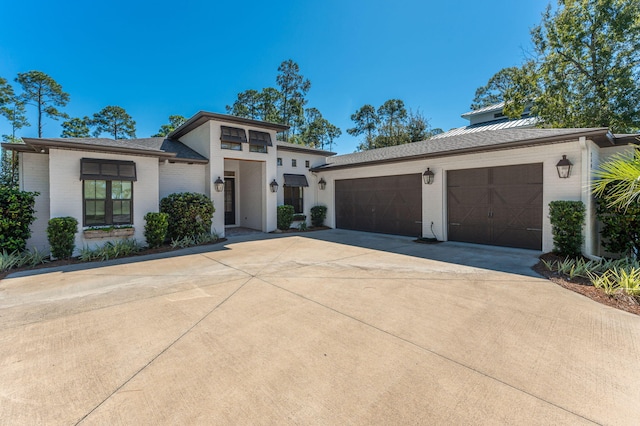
top-left (1, 230), bottom-right (639, 425)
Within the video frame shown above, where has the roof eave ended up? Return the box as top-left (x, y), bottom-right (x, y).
top-left (19, 138), bottom-right (177, 159)
top-left (276, 144), bottom-right (336, 156)
top-left (169, 111), bottom-right (290, 139)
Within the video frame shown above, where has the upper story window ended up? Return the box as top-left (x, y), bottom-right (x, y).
top-left (292, 159), bottom-right (297, 167)
top-left (305, 160), bottom-right (310, 168)
top-left (248, 130), bottom-right (271, 154)
top-left (221, 126), bottom-right (247, 151)
top-left (80, 159), bottom-right (136, 226)
top-left (277, 158), bottom-right (283, 166)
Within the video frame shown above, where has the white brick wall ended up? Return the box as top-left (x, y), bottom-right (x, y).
top-left (20, 152), bottom-right (50, 252)
top-left (159, 162), bottom-right (206, 199)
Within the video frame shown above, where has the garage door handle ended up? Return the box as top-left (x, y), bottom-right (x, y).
top-left (450, 222), bottom-right (460, 226)
top-left (526, 228), bottom-right (542, 231)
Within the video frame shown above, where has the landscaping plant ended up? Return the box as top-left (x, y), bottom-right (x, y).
top-left (277, 205), bottom-right (295, 230)
top-left (310, 205), bottom-right (327, 227)
top-left (160, 192), bottom-right (215, 240)
top-left (0, 188), bottom-right (39, 252)
top-left (144, 212), bottom-right (169, 248)
top-left (47, 216), bottom-right (78, 259)
top-left (548, 200), bottom-right (585, 257)
top-left (595, 193), bottom-right (640, 258)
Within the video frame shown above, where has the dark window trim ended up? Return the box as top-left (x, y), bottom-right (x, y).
top-left (248, 130), bottom-right (272, 146)
top-left (284, 186), bottom-right (304, 214)
top-left (80, 158), bottom-right (137, 181)
top-left (82, 180), bottom-right (134, 227)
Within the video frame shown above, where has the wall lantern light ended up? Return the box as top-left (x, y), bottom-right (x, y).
top-left (423, 168), bottom-right (435, 185)
top-left (556, 155), bottom-right (573, 179)
top-left (214, 177), bottom-right (224, 192)
top-left (318, 177), bottom-right (327, 190)
top-left (270, 179), bottom-right (279, 193)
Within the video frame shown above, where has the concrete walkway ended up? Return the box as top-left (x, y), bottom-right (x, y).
top-left (1, 230), bottom-right (639, 424)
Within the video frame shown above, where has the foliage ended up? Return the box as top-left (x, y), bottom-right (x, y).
top-left (47, 216), bottom-right (78, 259)
top-left (0, 248), bottom-right (48, 272)
top-left (348, 100), bottom-right (441, 150)
top-left (144, 212), bottom-right (169, 248)
top-left (15, 71), bottom-right (69, 137)
top-left (297, 221), bottom-right (308, 231)
top-left (294, 108), bottom-right (341, 151)
top-left (589, 267), bottom-right (640, 298)
top-left (548, 201), bottom-right (585, 256)
top-left (91, 105), bottom-right (136, 139)
top-left (595, 192), bottom-right (640, 258)
top-left (0, 188), bottom-right (38, 252)
top-left (60, 116), bottom-right (91, 137)
top-left (153, 115), bottom-right (186, 137)
top-left (310, 205), bottom-right (327, 227)
top-left (78, 239), bottom-right (142, 262)
top-left (470, 64), bottom-right (537, 118)
top-left (277, 205), bottom-right (295, 230)
top-left (592, 148), bottom-right (640, 209)
top-left (1, 136), bottom-right (21, 189)
top-left (159, 192), bottom-right (215, 240)
top-left (0, 77), bottom-right (29, 139)
top-left (170, 232), bottom-right (219, 249)
top-left (276, 59), bottom-right (311, 139)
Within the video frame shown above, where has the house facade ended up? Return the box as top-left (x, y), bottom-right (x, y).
top-left (3, 110), bottom-right (636, 257)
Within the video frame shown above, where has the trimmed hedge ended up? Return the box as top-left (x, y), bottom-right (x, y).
top-left (310, 205), bottom-right (327, 227)
top-left (277, 205), bottom-right (295, 230)
top-left (0, 188), bottom-right (39, 252)
top-left (160, 192), bottom-right (215, 240)
top-left (144, 212), bottom-right (169, 248)
top-left (47, 217), bottom-right (78, 259)
top-left (595, 191), bottom-right (640, 257)
top-left (549, 200), bottom-right (585, 257)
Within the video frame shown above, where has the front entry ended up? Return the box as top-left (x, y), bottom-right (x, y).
top-left (224, 178), bottom-right (235, 225)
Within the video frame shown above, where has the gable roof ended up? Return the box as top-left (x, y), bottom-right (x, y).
top-left (2, 137), bottom-right (208, 163)
top-left (169, 111), bottom-right (289, 139)
top-left (312, 128), bottom-right (631, 171)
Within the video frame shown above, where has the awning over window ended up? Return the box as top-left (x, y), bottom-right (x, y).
top-left (283, 174), bottom-right (309, 187)
top-left (248, 130), bottom-right (272, 146)
top-left (80, 158), bottom-right (137, 181)
top-left (221, 126), bottom-right (247, 143)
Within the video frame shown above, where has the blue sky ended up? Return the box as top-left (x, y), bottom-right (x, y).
top-left (0, 0), bottom-right (548, 154)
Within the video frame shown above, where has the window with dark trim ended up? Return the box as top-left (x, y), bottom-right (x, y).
top-left (277, 157), bottom-right (283, 166)
top-left (80, 159), bottom-right (136, 226)
top-left (284, 186), bottom-right (303, 214)
top-left (248, 130), bottom-right (271, 154)
top-left (292, 159), bottom-right (297, 167)
top-left (221, 126), bottom-right (247, 150)
top-left (305, 160), bottom-right (310, 168)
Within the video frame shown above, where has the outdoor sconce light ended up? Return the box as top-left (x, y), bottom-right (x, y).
top-left (270, 179), bottom-right (279, 193)
top-left (423, 168), bottom-right (435, 185)
top-left (318, 177), bottom-right (327, 190)
top-left (214, 177), bottom-right (224, 192)
top-left (556, 155), bottom-right (573, 179)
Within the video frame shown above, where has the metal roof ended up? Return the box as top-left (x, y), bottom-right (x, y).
top-left (276, 140), bottom-right (336, 156)
top-left (432, 117), bottom-right (539, 139)
top-left (460, 102), bottom-right (506, 118)
top-left (283, 174), bottom-right (309, 187)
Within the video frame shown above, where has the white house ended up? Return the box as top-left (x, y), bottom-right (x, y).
top-left (2, 110), bottom-right (636, 257)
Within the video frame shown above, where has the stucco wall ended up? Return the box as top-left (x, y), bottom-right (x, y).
top-left (20, 152), bottom-right (50, 252)
top-left (159, 162), bottom-right (206, 199)
top-left (47, 149), bottom-right (159, 253)
top-left (316, 140), bottom-right (591, 254)
top-left (239, 161), bottom-right (263, 230)
top-left (276, 149), bottom-right (328, 222)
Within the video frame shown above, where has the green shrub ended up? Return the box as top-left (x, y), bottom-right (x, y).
top-left (595, 195), bottom-right (640, 257)
top-left (144, 212), bottom-right (169, 248)
top-left (47, 217), bottom-right (78, 259)
top-left (160, 192), bottom-right (215, 240)
top-left (310, 205), bottom-right (327, 227)
top-left (0, 248), bottom-right (49, 272)
top-left (549, 200), bottom-right (585, 257)
top-left (0, 188), bottom-right (39, 252)
top-left (78, 239), bottom-right (142, 262)
top-left (277, 205), bottom-right (295, 230)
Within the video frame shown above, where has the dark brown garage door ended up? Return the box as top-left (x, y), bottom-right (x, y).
top-left (335, 174), bottom-right (422, 237)
top-left (447, 164), bottom-right (543, 250)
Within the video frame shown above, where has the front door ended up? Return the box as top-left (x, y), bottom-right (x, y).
top-left (224, 178), bottom-right (235, 225)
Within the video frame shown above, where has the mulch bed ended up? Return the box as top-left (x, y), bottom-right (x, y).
top-left (533, 253), bottom-right (640, 316)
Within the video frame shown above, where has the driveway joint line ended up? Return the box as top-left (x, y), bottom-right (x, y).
top-left (260, 278), bottom-right (600, 425)
top-left (74, 277), bottom-right (253, 425)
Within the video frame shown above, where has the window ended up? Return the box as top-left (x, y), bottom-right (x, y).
top-left (80, 159), bottom-right (136, 226)
top-left (84, 180), bottom-right (133, 225)
top-left (248, 130), bottom-right (271, 154)
top-left (277, 157), bottom-right (283, 166)
top-left (292, 159), bottom-right (297, 167)
top-left (305, 160), bottom-right (310, 168)
top-left (284, 186), bottom-right (303, 214)
top-left (221, 126), bottom-right (246, 151)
